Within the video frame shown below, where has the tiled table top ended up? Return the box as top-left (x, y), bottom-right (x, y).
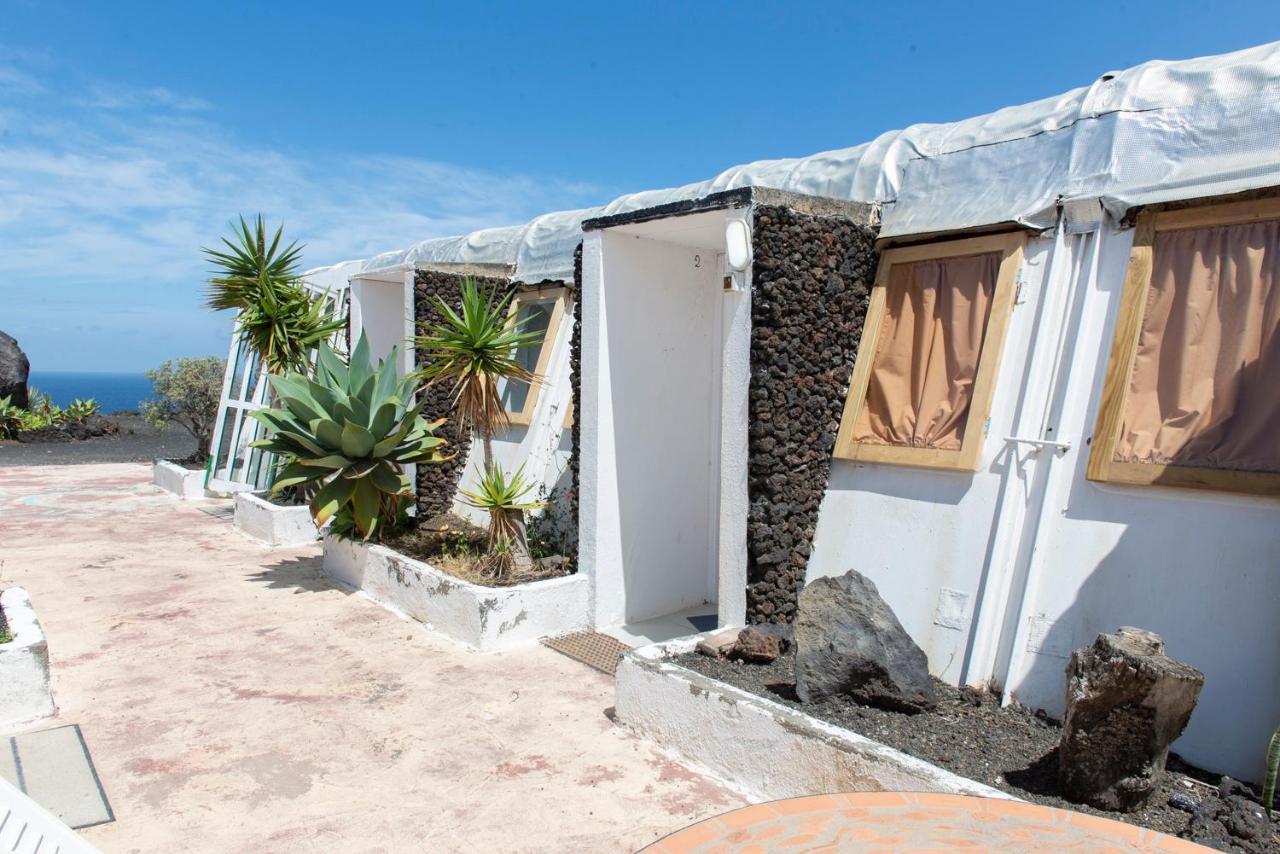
top-left (641, 792), bottom-right (1210, 853)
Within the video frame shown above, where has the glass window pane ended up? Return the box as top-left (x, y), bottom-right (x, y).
top-left (498, 300), bottom-right (554, 414)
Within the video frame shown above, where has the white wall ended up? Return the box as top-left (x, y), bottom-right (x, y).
top-left (809, 238), bottom-right (1052, 684)
top-left (807, 220), bottom-right (1280, 781)
top-left (583, 229), bottom-right (723, 625)
top-left (349, 273), bottom-right (414, 377)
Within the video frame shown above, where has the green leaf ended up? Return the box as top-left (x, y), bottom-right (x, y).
top-left (351, 477), bottom-right (381, 539)
top-left (340, 420), bottom-right (376, 458)
top-left (313, 418), bottom-right (344, 451)
top-left (369, 462), bottom-right (408, 495)
top-left (272, 461), bottom-right (325, 491)
top-left (312, 476), bottom-right (356, 527)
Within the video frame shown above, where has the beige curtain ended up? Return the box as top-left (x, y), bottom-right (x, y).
top-left (1115, 219), bottom-right (1280, 472)
top-left (852, 252), bottom-right (1000, 450)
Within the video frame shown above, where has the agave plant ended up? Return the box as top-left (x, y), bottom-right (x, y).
top-left (65, 398), bottom-right (100, 422)
top-left (459, 463), bottom-right (543, 577)
top-left (204, 215), bottom-right (345, 377)
top-left (249, 335), bottom-right (446, 540)
top-left (0, 395), bottom-right (21, 440)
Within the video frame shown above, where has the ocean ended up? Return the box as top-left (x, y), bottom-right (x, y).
top-left (26, 371), bottom-right (155, 414)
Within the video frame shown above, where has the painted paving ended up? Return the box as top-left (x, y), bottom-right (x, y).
top-left (0, 464), bottom-right (742, 852)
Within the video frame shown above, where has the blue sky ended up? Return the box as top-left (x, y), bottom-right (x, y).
top-left (0, 2), bottom-right (1274, 371)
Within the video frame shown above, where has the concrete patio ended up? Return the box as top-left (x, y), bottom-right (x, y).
top-left (0, 463), bottom-right (743, 852)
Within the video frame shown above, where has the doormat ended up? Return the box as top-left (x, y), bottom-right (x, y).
top-left (198, 502), bottom-right (235, 521)
top-left (1, 724), bottom-right (114, 829)
top-left (542, 631), bottom-right (633, 675)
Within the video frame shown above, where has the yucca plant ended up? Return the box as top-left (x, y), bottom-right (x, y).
top-left (459, 463), bottom-right (542, 577)
top-left (248, 334), bottom-right (446, 541)
top-left (1265, 723), bottom-right (1279, 818)
top-left (203, 215), bottom-right (345, 377)
top-left (413, 277), bottom-right (544, 465)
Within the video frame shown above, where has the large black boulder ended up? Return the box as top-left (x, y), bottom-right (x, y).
top-left (0, 330), bottom-right (30, 409)
top-left (794, 570), bottom-right (937, 713)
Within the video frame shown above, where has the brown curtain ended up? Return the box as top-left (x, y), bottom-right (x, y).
top-left (852, 252), bottom-right (1000, 450)
top-left (1115, 219), bottom-right (1280, 473)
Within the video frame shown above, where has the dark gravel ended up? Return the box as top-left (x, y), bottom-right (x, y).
top-left (678, 650), bottom-right (1277, 852)
top-left (0, 414), bottom-right (198, 466)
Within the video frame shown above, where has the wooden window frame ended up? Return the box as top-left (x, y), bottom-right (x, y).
top-left (833, 231), bottom-right (1026, 472)
top-left (1087, 197), bottom-right (1280, 496)
top-left (503, 286), bottom-right (569, 427)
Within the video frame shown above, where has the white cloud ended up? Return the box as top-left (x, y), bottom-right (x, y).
top-left (0, 52), bottom-right (606, 370)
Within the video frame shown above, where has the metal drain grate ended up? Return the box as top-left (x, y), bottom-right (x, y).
top-left (542, 631), bottom-right (633, 675)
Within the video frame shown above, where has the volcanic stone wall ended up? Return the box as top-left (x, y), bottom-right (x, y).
top-left (413, 270), bottom-right (508, 516)
top-left (566, 244), bottom-right (583, 571)
top-left (745, 205), bottom-right (878, 623)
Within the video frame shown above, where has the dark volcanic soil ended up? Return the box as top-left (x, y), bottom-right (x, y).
top-left (678, 650), bottom-right (1277, 852)
top-left (0, 415), bottom-right (198, 466)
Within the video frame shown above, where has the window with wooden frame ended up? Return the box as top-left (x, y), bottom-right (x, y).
top-left (834, 232), bottom-right (1025, 471)
top-left (1088, 198), bottom-right (1280, 496)
top-left (497, 286), bottom-right (568, 426)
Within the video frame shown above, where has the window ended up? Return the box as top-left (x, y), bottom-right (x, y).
top-left (1088, 198), bottom-right (1280, 495)
top-left (834, 232), bottom-right (1025, 471)
top-left (496, 287), bottom-right (568, 426)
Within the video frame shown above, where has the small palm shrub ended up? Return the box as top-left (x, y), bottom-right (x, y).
top-left (415, 277), bottom-right (546, 568)
top-left (414, 277), bottom-right (543, 464)
top-left (204, 215), bottom-right (345, 377)
top-left (460, 463), bottom-right (542, 577)
top-left (250, 335), bottom-right (446, 540)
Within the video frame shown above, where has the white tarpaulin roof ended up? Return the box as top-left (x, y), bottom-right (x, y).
top-left (313, 41), bottom-right (1280, 285)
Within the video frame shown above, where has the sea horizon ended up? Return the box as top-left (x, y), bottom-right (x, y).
top-left (26, 370), bottom-right (154, 414)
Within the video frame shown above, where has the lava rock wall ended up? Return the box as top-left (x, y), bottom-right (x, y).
top-left (413, 270), bottom-right (507, 517)
top-left (745, 205), bottom-right (878, 623)
top-left (566, 243), bottom-right (583, 572)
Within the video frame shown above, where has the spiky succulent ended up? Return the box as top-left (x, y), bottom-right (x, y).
top-left (249, 334), bottom-right (446, 540)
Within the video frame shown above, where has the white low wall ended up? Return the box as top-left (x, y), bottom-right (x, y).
top-left (615, 633), bottom-right (1016, 803)
top-left (0, 588), bottom-right (55, 729)
top-left (321, 535), bottom-right (589, 651)
top-left (234, 492), bottom-right (320, 547)
top-left (151, 459), bottom-right (209, 499)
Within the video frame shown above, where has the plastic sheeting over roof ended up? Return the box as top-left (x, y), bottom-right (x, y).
top-left (317, 41), bottom-right (1280, 285)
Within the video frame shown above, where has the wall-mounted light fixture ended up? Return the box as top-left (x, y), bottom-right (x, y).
top-left (725, 219), bottom-right (752, 271)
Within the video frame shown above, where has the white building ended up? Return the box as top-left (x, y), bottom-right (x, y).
top-left (314, 41), bottom-right (1280, 780)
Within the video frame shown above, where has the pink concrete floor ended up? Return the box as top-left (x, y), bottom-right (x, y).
top-left (0, 463), bottom-right (744, 852)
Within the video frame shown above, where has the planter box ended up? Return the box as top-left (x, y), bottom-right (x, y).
top-left (322, 535), bottom-right (589, 651)
top-left (152, 459), bottom-right (209, 499)
top-left (615, 633), bottom-right (1017, 803)
top-left (234, 492), bottom-right (320, 547)
top-left (0, 588), bottom-right (55, 729)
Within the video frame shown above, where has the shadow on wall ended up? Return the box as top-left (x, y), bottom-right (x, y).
top-left (1010, 470), bottom-right (1280, 780)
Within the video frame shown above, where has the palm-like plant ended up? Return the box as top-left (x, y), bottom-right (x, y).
top-left (249, 335), bottom-right (446, 540)
top-left (414, 277), bottom-right (546, 574)
top-left (413, 277), bottom-right (544, 465)
top-left (460, 463), bottom-right (543, 577)
top-left (204, 215), bottom-right (345, 377)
